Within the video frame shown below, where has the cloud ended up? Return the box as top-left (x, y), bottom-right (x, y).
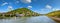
top-left (34, 11), bottom-right (36, 12)
top-left (8, 6), bottom-right (13, 9)
top-left (8, 6), bottom-right (13, 11)
top-left (46, 5), bottom-right (52, 9)
top-left (1, 2), bottom-right (8, 6)
top-left (27, 6), bottom-right (32, 9)
top-left (40, 9), bottom-right (49, 11)
top-left (20, 0), bottom-right (31, 3)
top-left (52, 8), bottom-right (60, 11)
top-left (15, 1), bottom-right (20, 4)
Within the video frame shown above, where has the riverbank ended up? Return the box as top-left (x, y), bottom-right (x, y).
top-left (0, 15), bottom-right (40, 19)
top-left (0, 16), bottom-right (56, 23)
top-left (51, 17), bottom-right (60, 23)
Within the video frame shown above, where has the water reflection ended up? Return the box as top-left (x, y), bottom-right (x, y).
top-left (0, 16), bottom-right (56, 23)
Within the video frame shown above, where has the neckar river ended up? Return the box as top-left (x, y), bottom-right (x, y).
top-left (0, 16), bottom-right (56, 23)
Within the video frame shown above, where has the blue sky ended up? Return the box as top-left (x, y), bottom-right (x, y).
top-left (0, 0), bottom-right (60, 14)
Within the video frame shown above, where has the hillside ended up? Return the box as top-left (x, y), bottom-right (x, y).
top-left (4, 8), bottom-right (40, 17)
top-left (46, 10), bottom-right (60, 18)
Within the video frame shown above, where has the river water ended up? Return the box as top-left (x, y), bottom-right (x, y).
top-left (0, 16), bottom-right (56, 23)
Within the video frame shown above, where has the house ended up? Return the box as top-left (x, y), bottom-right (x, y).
top-left (15, 12), bottom-right (25, 17)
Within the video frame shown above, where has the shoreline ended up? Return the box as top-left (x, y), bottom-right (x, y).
top-left (51, 17), bottom-right (60, 23)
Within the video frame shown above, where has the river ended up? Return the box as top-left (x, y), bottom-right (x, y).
top-left (0, 16), bottom-right (56, 23)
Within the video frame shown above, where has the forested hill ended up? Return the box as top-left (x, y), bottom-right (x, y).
top-left (5, 8), bottom-right (40, 16)
top-left (47, 10), bottom-right (60, 17)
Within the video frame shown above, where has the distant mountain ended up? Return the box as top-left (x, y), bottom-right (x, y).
top-left (4, 8), bottom-right (40, 17)
top-left (47, 10), bottom-right (60, 17)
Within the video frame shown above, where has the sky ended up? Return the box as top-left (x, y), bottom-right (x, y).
top-left (0, 0), bottom-right (60, 14)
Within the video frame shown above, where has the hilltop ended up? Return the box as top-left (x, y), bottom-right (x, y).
top-left (0, 8), bottom-right (40, 17)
